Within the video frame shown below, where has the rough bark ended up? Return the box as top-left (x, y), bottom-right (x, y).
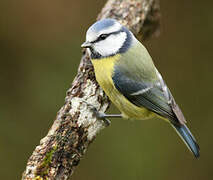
top-left (22, 0), bottom-right (160, 179)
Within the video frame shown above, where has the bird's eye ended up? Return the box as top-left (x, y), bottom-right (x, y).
top-left (99, 34), bottom-right (108, 40)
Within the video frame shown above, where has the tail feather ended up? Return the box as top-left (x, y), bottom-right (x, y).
top-left (172, 123), bottom-right (200, 158)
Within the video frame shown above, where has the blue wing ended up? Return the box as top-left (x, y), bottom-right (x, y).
top-left (112, 67), bottom-right (185, 125)
top-left (112, 67), bottom-right (200, 157)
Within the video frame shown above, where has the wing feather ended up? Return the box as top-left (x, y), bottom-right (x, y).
top-left (112, 67), bottom-right (185, 124)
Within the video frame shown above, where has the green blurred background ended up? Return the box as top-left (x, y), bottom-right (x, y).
top-left (1, 0), bottom-right (212, 179)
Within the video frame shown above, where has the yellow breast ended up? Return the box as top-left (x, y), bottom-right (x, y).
top-left (91, 55), bottom-right (154, 120)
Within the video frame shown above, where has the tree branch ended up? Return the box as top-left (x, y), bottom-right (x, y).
top-left (22, 0), bottom-right (160, 179)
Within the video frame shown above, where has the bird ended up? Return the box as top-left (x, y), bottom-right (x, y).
top-left (81, 18), bottom-right (200, 158)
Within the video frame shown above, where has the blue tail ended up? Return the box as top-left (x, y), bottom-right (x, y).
top-left (172, 124), bottom-right (200, 158)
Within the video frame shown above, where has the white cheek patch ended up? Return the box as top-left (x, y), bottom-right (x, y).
top-left (94, 32), bottom-right (127, 57)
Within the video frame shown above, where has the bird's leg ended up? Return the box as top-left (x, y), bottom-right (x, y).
top-left (95, 111), bottom-right (123, 119)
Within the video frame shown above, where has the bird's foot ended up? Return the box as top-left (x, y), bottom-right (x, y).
top-left (83, 100), bottom-right (122, 127)
top-left (90, 106), bottom-right (111, 127)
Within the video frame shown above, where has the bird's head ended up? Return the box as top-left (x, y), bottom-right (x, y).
top-left (81, 19), bottom-right (134, 59)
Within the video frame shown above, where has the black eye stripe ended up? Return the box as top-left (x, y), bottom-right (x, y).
top-left (91, 30), bottom-right (122, 43)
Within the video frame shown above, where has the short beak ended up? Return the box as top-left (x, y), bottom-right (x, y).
top-left (81, 41), bottom-right (92, 48)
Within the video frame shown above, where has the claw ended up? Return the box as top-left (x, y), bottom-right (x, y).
top-left (102, 118), bottom-right (111, 127)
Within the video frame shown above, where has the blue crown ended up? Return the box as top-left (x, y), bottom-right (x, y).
top-left (88, 18), bottom-right (117, 33)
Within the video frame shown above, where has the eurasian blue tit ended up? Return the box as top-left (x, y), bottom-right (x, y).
top-left (81, 19), bottom-right (200, 158)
